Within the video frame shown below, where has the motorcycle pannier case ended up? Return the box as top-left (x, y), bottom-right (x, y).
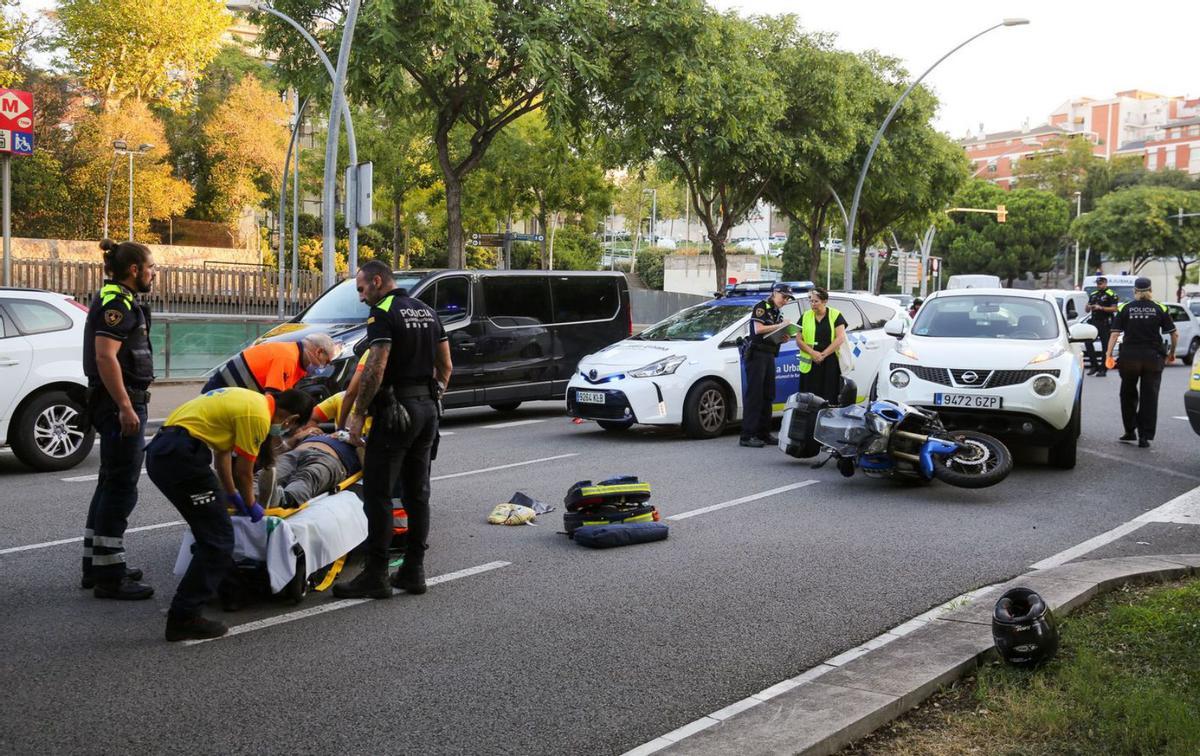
top-left (779, 392), bottom-right (826, 458)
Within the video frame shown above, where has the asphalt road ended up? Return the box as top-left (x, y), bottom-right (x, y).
top-left (1, 366), bottom-right (1197, 755)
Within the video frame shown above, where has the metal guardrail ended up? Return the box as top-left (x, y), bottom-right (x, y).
top-left (13, 258), bottom-right (324, 316)
top-left (152, 313), bottom-right (284, 380)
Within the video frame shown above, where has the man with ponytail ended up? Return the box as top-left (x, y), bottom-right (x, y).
top-left (80, 239), bottom-right (157, 599)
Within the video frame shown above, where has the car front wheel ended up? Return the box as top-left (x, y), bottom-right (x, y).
top-left (682, 379), bottom-right (729, 439)
top-left (1047, 396), bottom-right (1081, 470)
top-left (10, 390), bottom-right (96, 472)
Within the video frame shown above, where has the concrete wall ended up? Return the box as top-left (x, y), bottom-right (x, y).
top-left (10, 237), bottom-right (259, 267)
top-left (663, 254), bottom-right (779, 296)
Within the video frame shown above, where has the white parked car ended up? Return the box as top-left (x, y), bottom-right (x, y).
top-left (1042, 289), bottom-right (1088, 326)
top-left (876, 288), bottom-right (1097, 469)
top-left (1, 288), bottom-right (95, 471)
top-left (566, 290), bottom-right (905, 437)
top-left (946, 274), bottom-right (1002, 290)
top-left (1164, 302), bottom-right (1200, 364)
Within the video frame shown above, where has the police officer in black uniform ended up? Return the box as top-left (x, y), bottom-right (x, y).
top-left (1106, 277), bottom-right (1177, 448)
top-left (80, 239), bottom-right (156, 599)
top-left (335, 261), bottom-right (453, 598)
top-left (1085, 275), bottom-right (1119, 376)
top-left (739, 283), bottom-right (794, 448)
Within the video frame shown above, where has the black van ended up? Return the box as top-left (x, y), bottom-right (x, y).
top-left (256, 270), bottom-right (632, 410)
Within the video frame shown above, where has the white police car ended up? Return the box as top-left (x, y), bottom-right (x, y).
top-left (566, 288), bottom-right (904, 438)
top-left (876, 288), bottom-right (1097, 469)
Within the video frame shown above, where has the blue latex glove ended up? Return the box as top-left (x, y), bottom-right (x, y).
top-left (226, 493), bottom-right (264, 523)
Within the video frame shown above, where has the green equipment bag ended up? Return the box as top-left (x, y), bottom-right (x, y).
top-left (563, 503), bottom-right (658, 538)
top-left (563, 476), bottom-right (652, 512)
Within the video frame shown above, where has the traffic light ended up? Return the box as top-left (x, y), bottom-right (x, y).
top-left (996, 204), bottom-right (1007, 223)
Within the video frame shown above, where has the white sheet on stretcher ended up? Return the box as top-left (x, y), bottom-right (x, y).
top-left (174, 489), bottom-right (368, 593)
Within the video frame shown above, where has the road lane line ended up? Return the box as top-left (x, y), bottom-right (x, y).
top-left (666, 480), bottom-right (818, 521)
top-left (0, 520), bottom-right (184, 556)
top-left (6, 456), bottom-right (577, 555)
top-left (183, 560), bottom-right (511, 645)
top-left (431, 453), bottom-right (577, 481)
top-left (1175, 416), bottom-right (1187, 420)
top-left (63, 466), bottom-right (147, 483)
top-left (480, 418), bottom-right (547, 430)
top-left (1079, 447), bottom-right (1200, 482)
top-left (1031, 481), bottom-right (1200, 570)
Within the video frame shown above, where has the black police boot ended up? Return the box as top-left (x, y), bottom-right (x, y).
top-left (165, 613), bottom-right (228, 642)
top-left (1118, 432), bottom-right (1137, 443)
top-left (1138, 438), bottom-right (1150, 449)
top-left (93, 576), bottom-right (154, 600)
top-left (759, 433), bottom-right (779, 445)
top-left (739, 437), bottom-right (765, 448)
top-left (332, 567), bottom-right (392, 599)
top-left (391, 564), bottom-right (427, 595)
top-left (81, 566), bottom-right (143, 589)
top-left (1086, 367), bottom-right (1098, 376)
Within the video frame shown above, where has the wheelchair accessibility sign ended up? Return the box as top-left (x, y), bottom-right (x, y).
top-left (0, 130), bottom-right (33, 155)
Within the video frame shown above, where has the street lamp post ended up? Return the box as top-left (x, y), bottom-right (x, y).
top-left (105, 140), bottom-right (153, 240)
top-left (643, 188), bottom-right (657, 245)
top-left (226, 0), bottom-right (361, 289)
top-left (1080, 192), bottom-right (1089, 290)
top-left (843, 18), bottom-right (1029, 290)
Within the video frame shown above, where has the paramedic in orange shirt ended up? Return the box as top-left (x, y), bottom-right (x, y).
top-left (202, 334), bottom-right (337, 394)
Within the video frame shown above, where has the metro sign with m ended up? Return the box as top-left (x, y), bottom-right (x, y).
top-left (0, 89), bottom-right (33, 132)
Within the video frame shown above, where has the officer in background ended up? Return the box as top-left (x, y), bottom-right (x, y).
top-left (1106, 277), bottom-right (1177, 448)
top-left (336, 261), bottom-right (453, 598)
top-left (80, 239), bottom-right (156, 600)
top-left (739, 283), bottom-right (793, 448)
top-left (1085, 275), bottom-right (1119, 376)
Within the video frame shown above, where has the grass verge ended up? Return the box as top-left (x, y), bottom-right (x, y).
top-left (842, 577), bottom-right (1200, 755)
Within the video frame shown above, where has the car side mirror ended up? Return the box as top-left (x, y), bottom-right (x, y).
top-left (1068, 323), bottom-right (1098, 343)
top-left (884, 317), bottom-right (907, 338)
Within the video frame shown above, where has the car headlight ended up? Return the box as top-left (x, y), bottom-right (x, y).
top-left (896, 341), bottom-right (919, 361)
top-left (629, 355), bottom-right (686, 378)
top-left (1027, 346), bottom-right (1065, 365)
top-left (889, 369), bottom-right (910, 388)
top-left (335, 339), bottom-right (359, 361)
top-left (1032, 375), bottom-right (1057, 396)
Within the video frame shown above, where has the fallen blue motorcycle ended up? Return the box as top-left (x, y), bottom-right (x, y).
top-left (779, 379), bottom-right (1012, 489)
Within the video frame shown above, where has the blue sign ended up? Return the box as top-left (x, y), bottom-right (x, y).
top-left (11, 130), bottom-right (32, 154)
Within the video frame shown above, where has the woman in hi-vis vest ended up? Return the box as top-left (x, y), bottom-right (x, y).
top-left (795, 287), bottom-right (848, 402)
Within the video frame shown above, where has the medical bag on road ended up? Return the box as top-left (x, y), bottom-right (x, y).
top-left (564, 476), bottom-right (653, 511)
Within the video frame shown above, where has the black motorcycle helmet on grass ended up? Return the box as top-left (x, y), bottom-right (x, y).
top-left (992, 587), bottom-right (1058, 667)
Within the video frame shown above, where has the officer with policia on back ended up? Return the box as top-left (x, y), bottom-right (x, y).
top-left (739, 283), bottom-right (794, 448)
top-left (1106, 276), bottom-right (1177, 448)
top-left (333, 261), bottom-right (452, 599)
top-left (80, 239), bottom-right (156, 599)
top-left (202, 333), bottom-right (337, 394)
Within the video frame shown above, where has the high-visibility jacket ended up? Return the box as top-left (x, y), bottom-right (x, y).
top-left (212, 341), bottom-right (306, 393)
top-left (797, 306), bottom-right (843, 375)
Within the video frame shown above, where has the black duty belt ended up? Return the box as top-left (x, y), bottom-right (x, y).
top-left (127, 389), bottom-right (152, 405)
top-left (392, 384), bottom-right (432, 399)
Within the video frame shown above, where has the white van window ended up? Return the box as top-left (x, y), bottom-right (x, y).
top-left (483, 277), bottom-right (552, 327)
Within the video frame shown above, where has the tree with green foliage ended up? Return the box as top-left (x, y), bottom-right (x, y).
top-left (1072, 185), bottom-right (1200, 298)
top-left (1021, 135), bottom-right (1102, 202)
top-left (598, 6), bottom-right (788, 290)
top-left (55, 0), bottom-right (227, 110)
top-left (936, 180), bottom-right (1070, 287)
top-left (258, 0), bottom-right (615, 269)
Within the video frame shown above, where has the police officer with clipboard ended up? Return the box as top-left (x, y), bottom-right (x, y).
top-left (80, 240), bottom-right (156, 599)
top-left (739, 283), bottom-right (794, 448)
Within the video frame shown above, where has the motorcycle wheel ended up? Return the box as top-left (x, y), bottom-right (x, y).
top-left (930, 430), bottom-right (1013, 489)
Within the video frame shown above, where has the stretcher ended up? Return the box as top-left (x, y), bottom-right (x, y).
top-left (173, 473), bottom-right (369, 606)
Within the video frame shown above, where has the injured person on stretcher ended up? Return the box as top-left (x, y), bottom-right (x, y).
top-left (257, 428), bottom-right (363, 509)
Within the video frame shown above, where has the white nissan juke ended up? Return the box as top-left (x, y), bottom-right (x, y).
top-left (876, 288), bottom-right (1098, 469)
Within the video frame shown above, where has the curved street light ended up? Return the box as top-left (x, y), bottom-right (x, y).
top-left (104, 140), bottom-right (153, 240)
top-left (226, 0), bottom-right (361, 288)
top-left (843, 18), bottom-right (1029, 290)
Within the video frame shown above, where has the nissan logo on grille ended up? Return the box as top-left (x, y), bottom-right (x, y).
top-left (961, 371), bottom-right (980, 384)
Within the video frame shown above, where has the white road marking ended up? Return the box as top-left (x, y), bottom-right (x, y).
top-left (62, 467), bottom-right (146, 483)
top-left (0, 520), bottom-right (184, 556)
top-left (480, 418), bottom-right (547, 430)
top-left (1174, 416), bottom-right (1188, 420)
top-left (439, 431), bottom-right (455, 436)
top-left (667, 481), bottom-right (818, 521)
top-left (1079, 448), bottom-right (1200, 482)
top-left (431, 453), bottom-right (577, 481)
top-left (184, 561), bottom-right (511, 645)
top-left (1031, 481), bottom-right (1200, 569)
